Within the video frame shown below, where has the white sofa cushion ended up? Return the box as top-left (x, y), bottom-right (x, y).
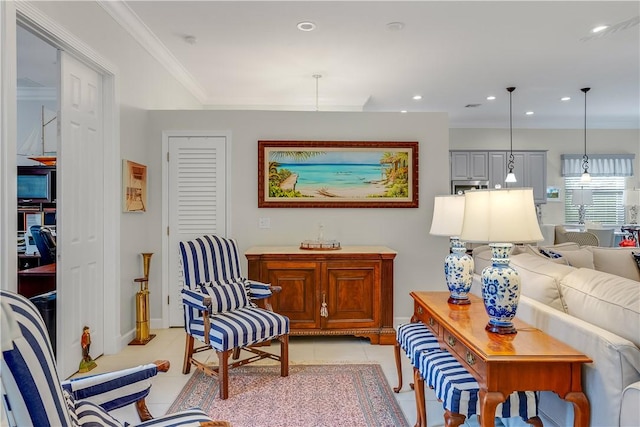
top-left (585, 246), bottom-right (640, 282)
top-left (545, 246), bottom-right (595, 269)
top-left (560, 268), bottom-right (640, 347)
top-left (510, 253), bottom-right (574, 312)
top-left (516, 295), bottom-right (640, 427)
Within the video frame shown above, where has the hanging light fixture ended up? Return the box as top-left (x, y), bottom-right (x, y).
top-left (580, 87), bottom-right (591, 182)
top-left (312, 74), bottom-right (322, 111)
top-left (505, 87), bottom-right (517, 183)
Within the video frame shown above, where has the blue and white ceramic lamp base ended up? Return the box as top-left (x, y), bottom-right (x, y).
top-left (481, 242), bottom-right (521, 334)
top-left (444, 237), bottom-right (474, 305)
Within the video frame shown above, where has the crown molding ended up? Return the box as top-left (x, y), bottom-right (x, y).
top-left (98, 0), bottom-right (207, 104)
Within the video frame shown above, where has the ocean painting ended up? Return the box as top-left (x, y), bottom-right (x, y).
top-left (258, 141), bottom-right (419, 208)
top-left (268, 150), bottom-right (409, 199)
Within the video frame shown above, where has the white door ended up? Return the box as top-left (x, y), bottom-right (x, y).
top-left (168, 136), bottom-right (227, 326)
top-left (57, 51), bottom-right (104, 378)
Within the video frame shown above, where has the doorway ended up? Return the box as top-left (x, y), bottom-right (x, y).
top-left (161, 131), bottom-right (230, 327)
top-left (2, 1), bottom-right (121, 379)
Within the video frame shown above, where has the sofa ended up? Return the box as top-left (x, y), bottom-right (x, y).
top-left (471, 243), bottom-right (640, 427)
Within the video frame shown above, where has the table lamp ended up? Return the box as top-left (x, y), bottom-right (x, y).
top-left (623, 189), bottom-right (640, 224)
top-left (459, 188), bottom-right (543, 334)
top-left (573, 188), bottom-right (593, 225)
top-left (429, 194), bottom-right (474, 305)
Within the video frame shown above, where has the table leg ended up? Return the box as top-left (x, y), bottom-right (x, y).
top-left (479, 389), bottom-right (504, 427)
top-left (565, 391), bottom-right (590, 427)
top-left (413, 367), bottom-right (426, 427)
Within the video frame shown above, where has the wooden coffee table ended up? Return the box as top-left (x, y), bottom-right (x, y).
top-left (411, 291), bottom-right (592, 427)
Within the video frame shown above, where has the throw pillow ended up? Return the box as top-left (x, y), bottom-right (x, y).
top-left (200, 280), bottom-right (250, 313)
top-left (549, 247), bottom-right (595, 269)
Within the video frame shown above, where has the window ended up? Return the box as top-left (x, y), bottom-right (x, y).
top-left (564, 176), bottom-right (626, 225)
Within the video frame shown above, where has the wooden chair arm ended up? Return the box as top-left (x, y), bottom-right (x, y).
top-left (153, 360), bottom-right (170, 372)
top-left (269, 285), bottom-right (282, 293)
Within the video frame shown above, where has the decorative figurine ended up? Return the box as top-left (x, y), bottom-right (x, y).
top-left (78, 325), bottom-right (97, 373)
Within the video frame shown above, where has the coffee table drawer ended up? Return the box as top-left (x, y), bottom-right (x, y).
top-left (414, 302), bottom-right (440, 336)
top-left (443, 330), bottom-right (486, 379)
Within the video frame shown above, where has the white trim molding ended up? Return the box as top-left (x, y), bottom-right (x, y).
top-left (97, 0), bottom-right (207, 104)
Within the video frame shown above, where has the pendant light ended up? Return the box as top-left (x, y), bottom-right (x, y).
top-left (313, 74), bottom-right (322, 111)
top-left (505, 87), bottom-right (517, 183)
top-left (580, 87), bottom-right (591, 182)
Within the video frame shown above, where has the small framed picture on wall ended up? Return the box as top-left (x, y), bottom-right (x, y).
top-left (546, 186), bottom-right (561, 202)
top-left (123, 160), bottom-right (147, 212)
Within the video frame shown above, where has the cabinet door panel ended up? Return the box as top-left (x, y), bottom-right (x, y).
top-left (323, 262), bottom-right (380, 329)
top-left (265, 262), bottom-right (319, 328)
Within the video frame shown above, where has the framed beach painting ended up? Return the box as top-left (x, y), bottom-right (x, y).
top-left (258, 140), bottom-right (419, 208)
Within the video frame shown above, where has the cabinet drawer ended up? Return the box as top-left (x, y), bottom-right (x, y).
top-left (413, 303), bottom-right (440, 336)
top-left (442, 330), bottom-right (486, 380)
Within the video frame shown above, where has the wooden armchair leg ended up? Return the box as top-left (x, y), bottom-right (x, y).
top-left (135, 398), bottom-right (153, 422)
top-left (217, 350), bottom-right (230, 400)
top-left (280, 334), bottom-right (289, 377)
top-left (183, 334), bottom-right (194, 374)
top-left (393, 340), bottom-right (403, 393)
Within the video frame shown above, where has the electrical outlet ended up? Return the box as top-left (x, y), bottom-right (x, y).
top-left (258, 217), bottom-right (271, 229)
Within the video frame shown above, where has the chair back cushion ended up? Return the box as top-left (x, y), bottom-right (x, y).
top-left (1, 290), bottom-right (72, 427)
top-left (179, 235), bottom-right (243, 288)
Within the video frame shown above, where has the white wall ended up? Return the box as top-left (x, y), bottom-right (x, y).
top-left (147, 110), bottom-right (452, 322)
top-left (450, 128), bottom-right (640, 224)
top-left (16, 1), bottom-right (203, 337)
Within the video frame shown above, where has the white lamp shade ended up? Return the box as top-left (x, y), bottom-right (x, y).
top-left (429, 195), bottom-right (465, 236)
top-left (573, 189), bottom-right (593, 206)
top-left (623, 189), bottom-right (640, 206)
top-left (459, 188), bottom-right (543, 243)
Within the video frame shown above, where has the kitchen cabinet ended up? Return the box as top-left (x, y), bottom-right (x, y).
top-left (452, 150), bottom-right (547, 204)
top-left (245, 246), bottom-right (397, 344)
top-left (450, 151), bottom-right (489, 180)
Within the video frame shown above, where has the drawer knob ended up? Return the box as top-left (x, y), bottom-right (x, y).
top-left (417, 306), bottom-right (423, 315)
top-left (428, 317), bottom-right (435, 327)
top-left (466, 351), bottom-right (476, 366)
top-left (447, 335), bottom-right (456, 347)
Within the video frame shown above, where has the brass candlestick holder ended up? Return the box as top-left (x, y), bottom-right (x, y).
top-left (129, 252), bottom-right (156, 345)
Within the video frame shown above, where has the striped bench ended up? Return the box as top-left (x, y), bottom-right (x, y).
top-left (393, 322), bottom-right (441, 392)
top-left (414, 350), bottom-right (542, 427)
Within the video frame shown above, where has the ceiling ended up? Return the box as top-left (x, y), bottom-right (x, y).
top-left (19, 1), bottom-right (640, 129)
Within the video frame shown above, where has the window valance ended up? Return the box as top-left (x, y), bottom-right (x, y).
top-left (561, 154), bottom-right (635, 177)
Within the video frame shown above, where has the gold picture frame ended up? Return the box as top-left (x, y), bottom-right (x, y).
top-left (123, 160), bottom-right (147, 212)
top-left (258, 140), bottom-right (419, 208)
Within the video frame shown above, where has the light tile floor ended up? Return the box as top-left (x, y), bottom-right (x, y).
top-left (75, 328), bottom-right (460, 427)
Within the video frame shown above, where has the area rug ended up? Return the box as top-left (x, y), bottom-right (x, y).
top-left (168, 364), bottom-right (409, 427)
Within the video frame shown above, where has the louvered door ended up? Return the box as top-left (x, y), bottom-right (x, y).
top-left (168, 136), bottom-right (227, 326)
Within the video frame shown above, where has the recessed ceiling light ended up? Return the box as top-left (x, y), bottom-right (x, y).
top-left (525, 111), bottom-right (534, 115)
top-left (561, 97), bottom-right (571, 101)
top-left (591, 25), bottom-right (609, 33)
top-left (386, 22), bottom-right (405, 32)
top-left (486, 96), bottom-right (496, 100)
top-left (400, 110), bottom-right (408, 113)
top-left (412, 95), bottom-right (422, 100)
top-left (183, 35), bottom-right (197, 45)
top-left (297, 21), bottom-right (316, 32)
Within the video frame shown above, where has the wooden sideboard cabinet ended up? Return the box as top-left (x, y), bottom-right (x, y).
top-left (245, 246), bottom-right (397, 344)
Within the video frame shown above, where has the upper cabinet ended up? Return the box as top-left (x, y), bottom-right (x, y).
top-left (451, 150), bottom-right (547, 204)
top-left (450, 151), bottom-right (489, 180)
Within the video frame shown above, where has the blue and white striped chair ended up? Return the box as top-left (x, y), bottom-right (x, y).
top-left (179, 235), bottom-right (289, 399)
top-left (414, 350), bottom-right (541, 427)
top-left (393, 322), bottom-right (441, 392)
top-left (0, 289), bottom-right (224, 427)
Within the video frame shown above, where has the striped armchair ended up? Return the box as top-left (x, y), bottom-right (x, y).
top-left (0, 290), bottom-right (221, 427)
top-left (179, 235), bottom-right (289, 399)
